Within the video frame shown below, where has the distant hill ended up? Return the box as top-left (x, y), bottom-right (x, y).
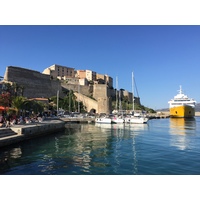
top-left (156, 108), bottom-right (169, 112)
top-left (195, 103), bottom-right (200, 112)
top-left (156, 103), bottom-right (200, 112)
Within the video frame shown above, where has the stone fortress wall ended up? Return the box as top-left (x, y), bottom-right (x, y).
top-left (61, 82), bottom-right (93, 97)
top-left (3, 66), bottom-right (140, 114)
top-left (74, 92), bottom-right (98, 113)
top-left (3, 66), bottom-right (111, 114)
top-left (4, 66), bottom-right (63, 98)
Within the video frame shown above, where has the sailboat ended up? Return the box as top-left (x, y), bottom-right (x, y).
top-left (111, 76), bottom-right (125, 124)
top-left (125, 72), bottom-right (149, 124)
top-left (95, 116), bottom-right (112, 124)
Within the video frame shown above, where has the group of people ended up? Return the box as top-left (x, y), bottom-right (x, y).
top-left (0, 114), bottom-right (12, 128)
top-left (0, 114), bottom-right (44, 128)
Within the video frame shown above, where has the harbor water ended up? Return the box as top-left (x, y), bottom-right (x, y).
top-left (1, 117), bottom-right (200, 175)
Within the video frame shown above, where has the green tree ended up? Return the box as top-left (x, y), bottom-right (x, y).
top-left (49, 90), bottom-right (87, 113)
top-left (0, 92), bottom-right (12, 108)
top-left (11, 96), bottom-right (26, 115)
top-left (22, 100), bottom-right (44, 115)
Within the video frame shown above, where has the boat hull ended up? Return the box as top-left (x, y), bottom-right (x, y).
top-left (111, 118), bottom-right (124, 124)
top-left (169, 105), bottom-right (195, 118)
top-left (125, 117), bottom-right (149, 124)
top-left (95, 118), bottom-right (111, 124)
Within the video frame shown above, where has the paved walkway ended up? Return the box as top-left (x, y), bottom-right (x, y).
top-left (0, 119), bottom-right (65, 147)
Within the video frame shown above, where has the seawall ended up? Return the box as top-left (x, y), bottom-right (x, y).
top-left (0, 120), bottom-right (65, 148)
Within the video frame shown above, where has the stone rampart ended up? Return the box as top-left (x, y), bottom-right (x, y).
top-left (4, 66), bottom-right (63, 98)
top-left (74, 92), bottom-right (98, 113)
top-left (93, 84), bottom-right (112, 114)
top-left (61, 83), bottom-right (93, 97)
top-left (3, 66), bottom-right (116, 113)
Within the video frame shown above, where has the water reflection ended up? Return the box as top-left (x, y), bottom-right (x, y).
top-left (58, 124), bottom-right (142, 174)
top-left (169, 118), bottom-right (196, 150)
top-left (95, 123), bottom-right (112, 130)
top-left (109, 124), bottom-right (144, 174)
top-left (64, 124), bottom-right (112, 173)
top-left (0, 124), bottom-right (145, 174)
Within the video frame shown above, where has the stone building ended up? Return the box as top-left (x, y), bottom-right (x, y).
top-left (42, 64), bottom-right (75, 80)
top-left (96, 73), bottom-right (113, 88)
top-left (76, 70), bottom-right (86, 79)
top-left (86, 70), bottom-right (96, 81)
top-left (76, 70), bottom-right (96, 82)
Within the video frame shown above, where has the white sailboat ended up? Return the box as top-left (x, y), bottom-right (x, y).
top-left (125, 72), bottom-right (149, 124)
top-left (111, 76), bottom-right (125, 124)
top-left (95, 116), bottom-right (112, 124)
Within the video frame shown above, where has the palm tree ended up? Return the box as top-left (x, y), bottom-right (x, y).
top-left (11, 96), bottom-right (26, 116)
top-left (22, 100), bottom-right (44, 115)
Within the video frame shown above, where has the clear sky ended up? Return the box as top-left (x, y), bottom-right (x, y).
top-left (1, 1), bottom-right (200, 198)
top-left (1, 25), bottom-right (200, 109)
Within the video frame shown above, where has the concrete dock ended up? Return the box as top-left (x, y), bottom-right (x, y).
top-left (0, 119), bottom-right (65, 148)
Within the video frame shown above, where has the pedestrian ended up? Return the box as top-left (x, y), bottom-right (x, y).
top-left (5, 115), bottom-right (11, 128)
top-left (0, 114), bottom-right (5, 128)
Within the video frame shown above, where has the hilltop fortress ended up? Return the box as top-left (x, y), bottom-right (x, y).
top-left (2, 64), bottom-right (140, 114)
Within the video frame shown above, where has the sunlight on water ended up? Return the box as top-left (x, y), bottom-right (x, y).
top-left (169, 118), bottom-right (196, 150)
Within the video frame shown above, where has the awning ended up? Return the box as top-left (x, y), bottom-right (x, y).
top-left (0, 106), bottom-right (9, 111)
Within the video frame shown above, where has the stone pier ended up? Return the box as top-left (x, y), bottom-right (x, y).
top-left (0, 120), bottom-right (65, 148)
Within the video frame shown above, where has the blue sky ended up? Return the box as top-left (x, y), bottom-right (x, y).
top-left (1, 25), bottom-right (200, 109)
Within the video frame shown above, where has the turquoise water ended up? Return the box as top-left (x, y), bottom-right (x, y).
top-left (1, 117), bottom-right (200, 175)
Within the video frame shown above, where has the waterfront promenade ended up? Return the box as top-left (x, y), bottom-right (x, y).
top-left (0, 117), bottom-right (96, 148)
top-left (0, 119), bottom-right (65, 148)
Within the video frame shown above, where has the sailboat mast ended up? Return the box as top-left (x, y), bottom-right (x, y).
top-left (115, 76), bottom-right (118, 111)
top-left (78, 83), bottom-right (80, 113)
top-left (57, 90), bottom-right (59, 115)
top-left (132, 72), bottom-right (134, 111)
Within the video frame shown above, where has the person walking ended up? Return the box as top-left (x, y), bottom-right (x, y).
top-left (0, 114), bottom-right (5, 127)
top-left (5, 114), bottom-right (11, 128)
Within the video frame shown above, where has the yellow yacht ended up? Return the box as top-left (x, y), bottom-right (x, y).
top-left (168, 86), bottom-right (196, 118)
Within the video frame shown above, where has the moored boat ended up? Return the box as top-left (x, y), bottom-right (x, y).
top-left (168, 86), bottom-right (196, 118)
top-left (95, 116), bottom-right (111, 124)
top-left (111, 115), bottom-right (125, 124)
top-left (126, 72), bottom-right (149, 124)
top-left (130, 115), bottom-right (149, 124)
top-left (125, 114), bottom-right (149, 124)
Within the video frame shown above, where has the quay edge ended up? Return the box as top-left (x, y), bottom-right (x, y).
top-left (0, 120), bottom-right (65, 148)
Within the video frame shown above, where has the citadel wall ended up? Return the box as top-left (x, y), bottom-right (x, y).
top-left (3, 66), bottom-right (112, 113)
top-left (93, 84), bottom-right (112, 114)
top-left (74, 92), bottom-right (98, 113)
top-left (61, 83), bottom-right (93, 97)
top-left (3, 66), bottom-right (139, 114)
top-left (4, 66), bottom-right (63, 98)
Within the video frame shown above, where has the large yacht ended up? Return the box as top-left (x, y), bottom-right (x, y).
top-left (168, 86), bottom-right (196, 118)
